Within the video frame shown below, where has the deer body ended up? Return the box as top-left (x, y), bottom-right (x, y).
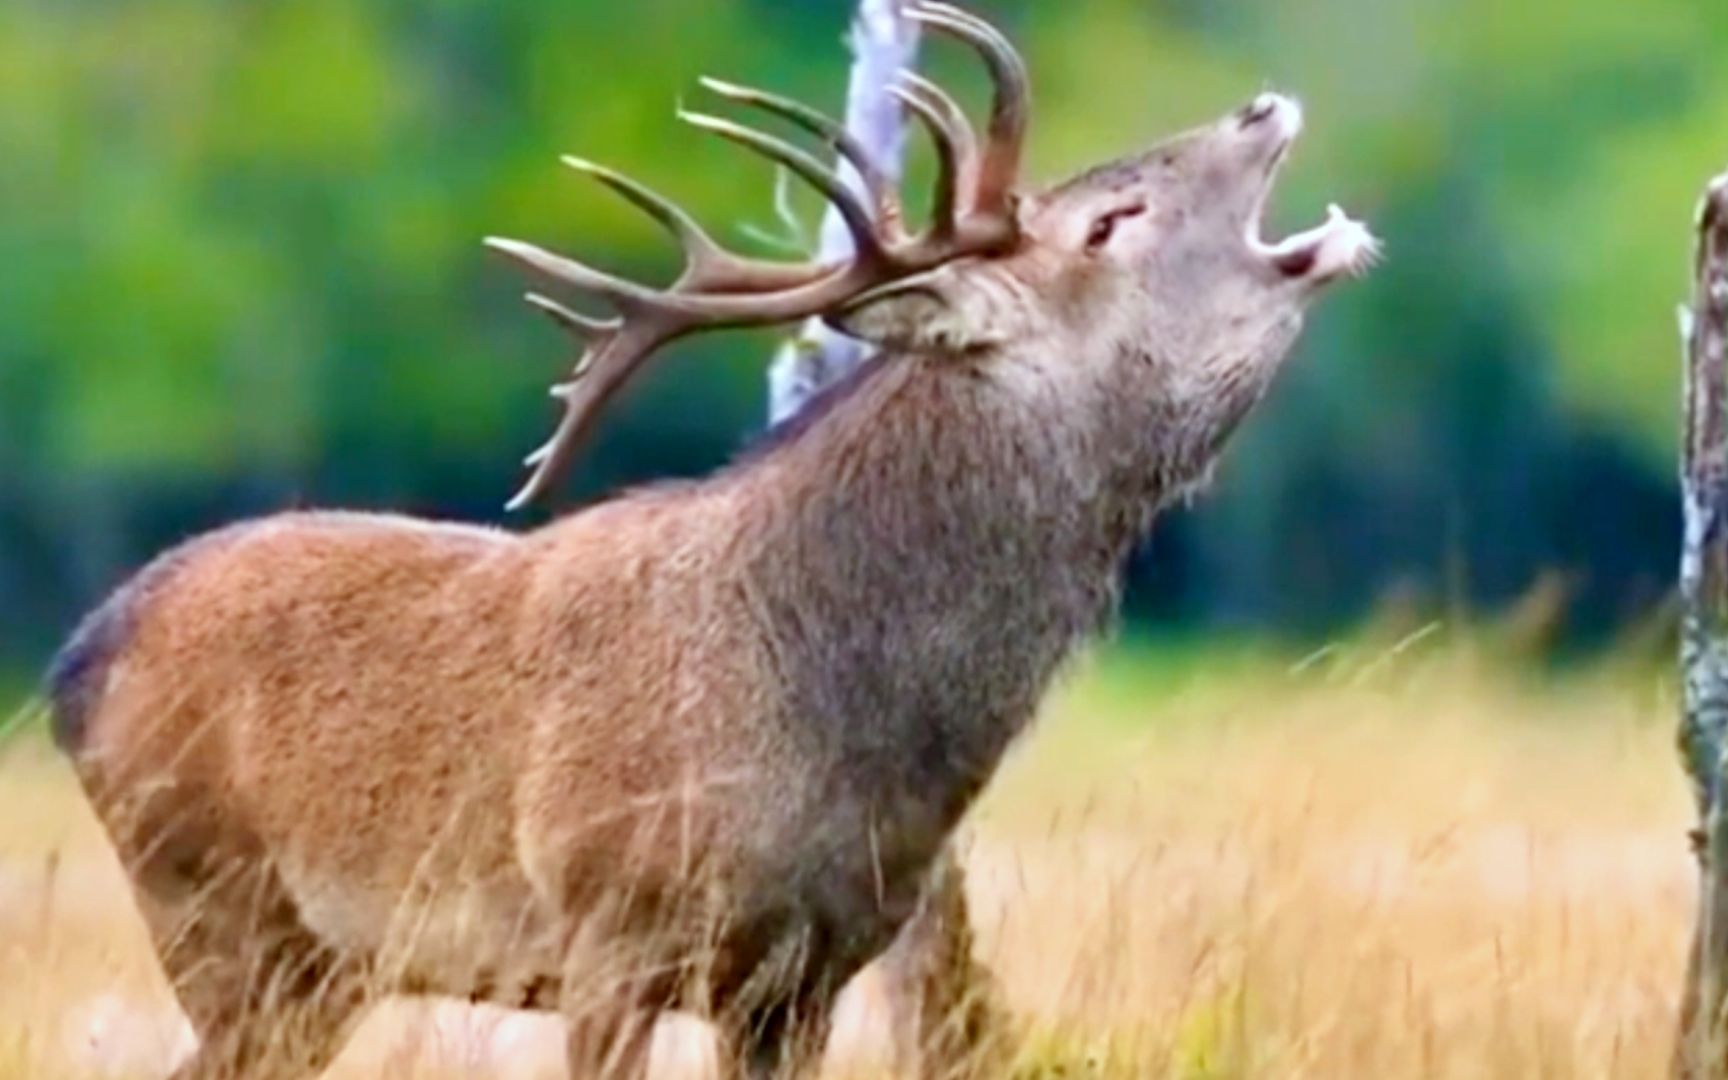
top-left (50, 6), bottom-right (1376, 1076)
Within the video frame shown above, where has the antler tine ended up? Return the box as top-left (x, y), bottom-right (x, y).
top-left (908, 2), bottom-right (1030, 216)
top-left (506, 323), bottom-right (678, 511)
top-left (525, 292), bottom-right (618, 341)
top-left (561, 156), bottom-right (717, 264)
top-left (895, 70), bottom-right (977, 173)
top-left (892, 73), bottom-right (972, 240)
top-left (698, 77), bottom-right (900, 231)
top-left (562, 156), bottom-right (827, 294)
top-left (677, 108), bottom-right (888, 268)
top-left (483, 237), bottom-right (671, 315)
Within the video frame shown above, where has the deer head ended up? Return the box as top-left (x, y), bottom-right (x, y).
top-left (488, 2), bottom-right (1377, 510)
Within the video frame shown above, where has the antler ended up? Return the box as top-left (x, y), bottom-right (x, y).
top-left (486, 1), bottom-right (1031, 511)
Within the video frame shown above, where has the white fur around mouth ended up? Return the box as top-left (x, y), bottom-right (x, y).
top-left (1251, 203), bottom-right (1381, 283)
top-left (1249, 93), bottom-right (1304, 142)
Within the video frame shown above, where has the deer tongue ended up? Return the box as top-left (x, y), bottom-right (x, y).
top-left (1257, 204), bottom-right (1381, 282)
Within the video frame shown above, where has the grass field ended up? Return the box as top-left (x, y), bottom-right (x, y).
top-left (0, 631), bottom-right (1696, 1078)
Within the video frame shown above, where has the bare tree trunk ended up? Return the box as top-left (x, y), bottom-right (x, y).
top-left (766, 0), bottom-right (920, 423)
top-left (1676, 168), bottom-right (1728, 1079)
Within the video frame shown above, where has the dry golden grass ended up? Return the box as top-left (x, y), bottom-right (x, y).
top-left (0, 635), bottom-right (1696, 1078)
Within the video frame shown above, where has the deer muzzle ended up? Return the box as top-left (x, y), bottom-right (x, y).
top-left (1236, 93), bottom-right (1381, 285)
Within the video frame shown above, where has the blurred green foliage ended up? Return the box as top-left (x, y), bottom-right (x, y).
top-left (2, 0), bottom-right (1725, 673)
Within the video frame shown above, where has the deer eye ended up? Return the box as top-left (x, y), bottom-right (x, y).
top-left (1085, 203), bottom-right (1147, 251)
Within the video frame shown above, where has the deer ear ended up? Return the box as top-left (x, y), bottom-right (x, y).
top-left (825, 271), bottom-right (1001, 353)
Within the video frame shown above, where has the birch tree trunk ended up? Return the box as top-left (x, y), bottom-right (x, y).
top-left (1676, 168), bottom-right (1728, 1079)
top-left (766, 0), bottom-right (920, 423)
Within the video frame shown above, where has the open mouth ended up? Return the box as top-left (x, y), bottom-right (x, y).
top-left (1239, 94), bottom-right (1381, 284)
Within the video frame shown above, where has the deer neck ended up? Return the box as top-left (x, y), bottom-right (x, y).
top-left (735, 346), bottom-right (1194, 829)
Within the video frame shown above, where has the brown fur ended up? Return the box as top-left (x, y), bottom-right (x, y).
top-left (51, 95), bottom-right (1369, 1079)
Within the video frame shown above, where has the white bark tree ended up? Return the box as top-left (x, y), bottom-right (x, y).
top-left (1677, 167), bottom-right (1728, 1079)
top-left (766, 0), bottom-right (922, 423)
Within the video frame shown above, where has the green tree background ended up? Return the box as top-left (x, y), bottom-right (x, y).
top-left (2, 0), bottom-right (1724, 675)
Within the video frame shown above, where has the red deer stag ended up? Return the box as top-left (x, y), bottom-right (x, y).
top-left (47, 4), bottom-right (1378, 1077)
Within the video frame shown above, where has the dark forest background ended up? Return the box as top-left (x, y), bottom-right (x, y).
top-left (4, 0), bottom-right (1725, 680)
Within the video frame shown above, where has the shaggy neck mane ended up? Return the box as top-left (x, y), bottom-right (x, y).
top-left (726, 346), bottom-right (1181, 841)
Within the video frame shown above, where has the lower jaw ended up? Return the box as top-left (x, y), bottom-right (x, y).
top-left (1251, 204), bottom-right (1380, 283)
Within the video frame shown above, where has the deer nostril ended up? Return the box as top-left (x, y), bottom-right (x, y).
top-left (1240, 93), bottom-right (1282, 128)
